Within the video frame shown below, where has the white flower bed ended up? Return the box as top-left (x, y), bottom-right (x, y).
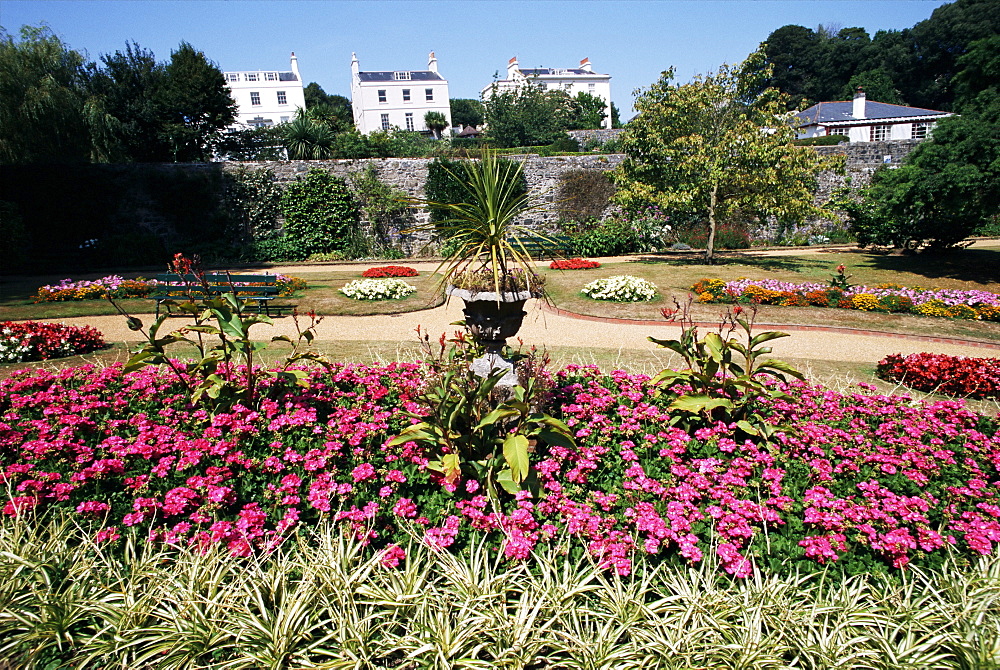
top-left (581, 275), bottom-right (658, 302)
top-left (339, 278), bottom-right (416, 301)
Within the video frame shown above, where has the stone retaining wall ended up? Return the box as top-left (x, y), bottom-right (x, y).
top-left (566, 128), bottom-right (625, 146)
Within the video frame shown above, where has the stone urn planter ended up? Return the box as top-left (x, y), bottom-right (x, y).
top-left (447, 284), bottom-right (539, 385)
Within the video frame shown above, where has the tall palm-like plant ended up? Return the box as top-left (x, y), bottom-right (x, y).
top-left (281, 116), bottom-right (335, 160)
top-left (410, 149), bottom-right (557, 299)
top-left (423, 111), bottom-right (448, 140)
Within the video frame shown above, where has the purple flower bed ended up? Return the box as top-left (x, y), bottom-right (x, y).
top-left (721, 278), bottom-right (1000, 308)
top-left (2, 362), bottom-right (999, 578)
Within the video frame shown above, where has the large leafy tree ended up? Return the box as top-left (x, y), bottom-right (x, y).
top-left (566, 92), bottom-right (607, 130)
top-left (303, 82), bottom-right (352, 133)
top-left (84, 42), bottom-right (168, 162)
top-left (156, 41), bottom-right (236, 162)
top-left (482, 84), bottom-right (571, 148)
top-left (450, 98), bottom-right (484, 129)
top-left (0, 24), bottom-right (91, 163)
top-left (614, 50), bottom-right (835, 263)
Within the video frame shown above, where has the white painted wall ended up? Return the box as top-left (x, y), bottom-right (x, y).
top-left (224, 54), bottom-right (306, 128)
top-left (351, 53), bottom-right (452, 135)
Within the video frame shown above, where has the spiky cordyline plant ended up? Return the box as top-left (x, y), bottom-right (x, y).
top-left (408, 149), bottom-right (560, 300)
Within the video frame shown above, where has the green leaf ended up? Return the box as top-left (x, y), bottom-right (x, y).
top-left (755, 359), bottom-right (805, 380)
top-left (503, 434), bottom-right (530, 483)
top-left (475, 408), bottom-right (520, 430)
top-left (535, 429), bottom-right (575, 449)
top-left (496, 468), bottom-right (521, 495)
top-left (703, 332), bottom-right (726, 362)
top-left (669, 395), bottom-right (734, 414)
top-left (749, 331), bottom-right (790, 348)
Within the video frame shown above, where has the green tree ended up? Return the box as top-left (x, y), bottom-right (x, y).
top-left (424, 111), bottom-right (448, 139)
top-left (953, 35), bottom-right (1000, 112)
top-left (303, 83), bottom-right (353, 133)
top-left (566, 92), bottom-right (607, 130)
top-left (0, 24), bottom-right (90, 164)
top-left (614, 50), bottom-right (835, 263)
top-left (84, 42), bottom-right (169, 162)
top-left (482, 84), bottom-right (569, 148)
top-left (450, 98), bottom-right (484, 128)
top-left (156, 41), bottom-right (236, 161)
top-left (282, 115), bottom-right (335, 159)
top-left (837, 69), bottom-right (903, 105)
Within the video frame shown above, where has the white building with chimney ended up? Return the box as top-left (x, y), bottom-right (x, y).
top-left (481, 57), bottom-right (613, 129)
top-left (223, 53), bottom-right (306, 128)
top-left (794, 88), bottom-right (952, 143)
top-left (350, 52), bottom-right (452, 135)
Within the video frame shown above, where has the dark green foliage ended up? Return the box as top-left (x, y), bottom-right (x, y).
top-left (847, 107), bottom-right (1000, 250)
top-left (0, 25), bottom-right (91, 164)
top-left (348, 165), bottom-right (414, 254)
top-left (224, 167), bottom-right (283, 242)
top-left (282, 116), bottom-right (335, 159)
top-left (302, 83), bottom-right (352, 133)
top-left (279, 169), bottom-right (362, 258)
top-left (155, 42), bottom-right (237, 162)
top-left (556, 169), bottom-right (616, 222)
top-left (547, 136), bottom-right (580, 153)
top-left (215, 126), bottom-right (286, 161)
top-left (566, 92), bottom-right (608, 130)
top-left (762, 0), bottom-right (1000, 111)
top-left (569, 218), bottom-right (644, 257)
top-left (424, 111), bottom-right (448, 139)
top-left (482, 86), bottom-right (570, 148)
top-left (792, 135), bottom-right (846, 146)
top-left (449, 98), bottom-right (484, 128)
top-left (424, 157), bottom-right (528, 225)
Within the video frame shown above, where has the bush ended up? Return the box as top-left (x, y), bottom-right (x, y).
top-left (339, 278), bottom-right (416, 300)
top-left (581, 275), bottom-right (658, 302)
top-left (424, 156), bottom-right (527, 226)
top-left (0, 321), bottom-right (107, 362)
top-left (877, 352), bottom-right (1000, 399)
top-left (792, 135), bottom-right (847, 146)
top-left (556, 170), bottom-right (616, 223)
top-left (279, 169), bottom-right (363, 258)
top-left (569, 218), bottom-right (644, 257)
top-left (223, 167), bottom-right (283, 243)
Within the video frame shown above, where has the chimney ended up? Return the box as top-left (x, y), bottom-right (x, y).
top-left (853, 86), bottom-right (866, 119)
top-left (428, 51), bottom-right (438, 74)
top-left (579, 57), bottom-right (593, 73)
top-left (290, 51), bottom-right (300, 78)
top-left (351, 52), bottom-right (359, 76)
top-left (507, 56), bottom-right (519, 78)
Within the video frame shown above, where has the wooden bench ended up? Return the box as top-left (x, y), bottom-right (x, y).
top-left (150, 273), bottom-right (288, 317)
top-left (511, 233), bottom-right (574, 259)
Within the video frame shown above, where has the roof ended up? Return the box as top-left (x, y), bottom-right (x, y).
top-left (518, 68), bottom-right (603, 77)
top-left (796, 100), bottom-right (949, 126)
top-left (357, 71), bottom-right (443, 82)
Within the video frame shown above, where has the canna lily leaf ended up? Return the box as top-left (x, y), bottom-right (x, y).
top-left (503, 434), bottom-right (530, 483)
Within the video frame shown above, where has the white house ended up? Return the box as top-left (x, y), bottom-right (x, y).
top-left (481, 57), bottom-right (613, 130)
top-left (223, 53), bottom-right (306, 128)
top-left (350, 52), bottom-right (452, 135)
top-left (795, 88), bottom-right (953, 142)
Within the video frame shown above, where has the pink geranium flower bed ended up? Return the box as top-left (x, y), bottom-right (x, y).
top-left (2, 362), bottom-right (999, 578)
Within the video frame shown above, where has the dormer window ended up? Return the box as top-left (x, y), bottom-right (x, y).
top-left (245, 73), bottom-right (258, 82)
top-left (265, 72), bottom-right (277, 81)
top-left (394, 71), bottom-right (411, 80)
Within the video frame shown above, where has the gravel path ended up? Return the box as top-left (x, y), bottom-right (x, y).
top-left (51, 298), bottom-right (998, 363)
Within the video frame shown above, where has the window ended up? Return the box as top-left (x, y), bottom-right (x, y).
top-left (250, 92), bottom-right (261, 106)
top-left (564, 83), bottom-right (573, 91)
top-left (381, 113), bottom-right (390, 130)
top-left (405, 112), bottom-right (414, 131)
top-left (425, 88), bottom-right (434, 101)
top-left (276, 91), bottom-right (287, 105)
top-left (265, 72), bottom-right (277, 81)
top-left (226, 73), bottom-right (239, 83)
top-left (245, 72), bottom-right (258, 82)
top-left (394, 71), bottom-right (411, 80)
top-left (912, 122), bottom-right (933, 140)
top-left (402, 89), bottom-right (411, 102)
top-left (279, 116), bottom-right (290, 124)
top-left (870, 124), bottom-right (890, 141)
top-left (378, 89), bottom-right (387, 103)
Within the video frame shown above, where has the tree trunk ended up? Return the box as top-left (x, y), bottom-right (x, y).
top-left (705, 182), bottom-right (718, 264)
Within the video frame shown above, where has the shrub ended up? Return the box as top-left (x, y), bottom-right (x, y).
top-left (581, 275), bottom-right (658, 302)
top-left (569, 218), bottom-right (643, 257)
top-left (556, 169), bottom-right (616, 223)
top-left (549, 258), bottom-right (601, 270)
top-left (876, 352), bottom-right (1000, 399)
top-left (362, 266), bottom-right (418, 278)
top-left (339, 278), bottom-right (416, 300)
top-left (279, 169), bottom-right (363, 257)
top-left (223, 167), bottom-right (283, 242)
top-left (0, 321), bottom-right (107, 362)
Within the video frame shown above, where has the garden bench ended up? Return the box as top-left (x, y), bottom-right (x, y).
top-left (151, 273), bottom-right (290, 317)
top-left (511, 233), bottom-right (574, 259)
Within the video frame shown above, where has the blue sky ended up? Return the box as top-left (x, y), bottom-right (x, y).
top-left (1, 0), bottom-right (951, 114)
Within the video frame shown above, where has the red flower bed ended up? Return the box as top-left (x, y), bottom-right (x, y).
top-left (0, 321), bottom-right (108, 363)
top-left (550, 258), bottom-right (601, 270)
top-left (362, 266), bottom-right (418, 278)
top-left (876, 352), bottom-right (1000, 399)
